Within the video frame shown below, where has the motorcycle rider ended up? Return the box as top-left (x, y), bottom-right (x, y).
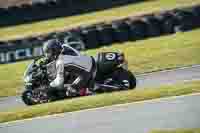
top-left (43, 39), bottom-right (96, 96)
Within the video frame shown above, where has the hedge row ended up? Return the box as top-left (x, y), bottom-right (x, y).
top-left (0, 0), bottom-right (141, 27)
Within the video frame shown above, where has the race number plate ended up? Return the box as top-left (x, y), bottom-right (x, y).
top-left (105, 53), bottom-right (117, 61)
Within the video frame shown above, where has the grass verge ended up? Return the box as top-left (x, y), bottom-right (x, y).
top-left (0, 0), bottom-right (200, 41)
top-left (1, 80), bottom-right (200, 123)
top-left (1, 29), bottom-right (200, 97)
top-left (150, 129), bottom-right (200, 133)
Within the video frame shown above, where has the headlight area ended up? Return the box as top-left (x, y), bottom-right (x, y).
top-left (24, 75), bottom-right (32, 83)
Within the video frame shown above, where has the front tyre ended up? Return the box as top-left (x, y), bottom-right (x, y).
top-left (21, 90), bottom-right (37, 105)
top-left (22, 89), bottom-right (51, 105)
top-left (112, 68), bottom-right (136, 90)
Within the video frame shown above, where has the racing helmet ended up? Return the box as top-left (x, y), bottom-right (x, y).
top-left (43, 39), bottom-right (62, 61)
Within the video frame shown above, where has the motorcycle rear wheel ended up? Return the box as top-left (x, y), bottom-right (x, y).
top-left (111, 68), bottom-right (136, 90)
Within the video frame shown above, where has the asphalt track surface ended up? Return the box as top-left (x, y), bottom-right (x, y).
top-left (1, 93), bottom-right (200, 133)
top-left (1, 65), bottom-right (200, 112)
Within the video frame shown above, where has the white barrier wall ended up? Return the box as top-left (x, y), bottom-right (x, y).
top-left (0, 46), bottom-right (43, 63)
top-left (31, 0), bottom-right (57, 4)
top-left (0, 0), bottom-right (57, 8)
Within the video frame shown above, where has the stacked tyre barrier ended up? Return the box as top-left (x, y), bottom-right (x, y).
top-left (0, 0), bottom-right (142, 27)
top-left (0, 4), bottom-right (200, 64)
top-left (69, 5), bottom-right (200, 50)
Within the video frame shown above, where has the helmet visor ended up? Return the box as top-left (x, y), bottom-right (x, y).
top-left (43, 47), bottom-right (53, 60)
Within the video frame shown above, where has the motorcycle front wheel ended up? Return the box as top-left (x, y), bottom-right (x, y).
top-left (22, 90), bottom-right (37, 105)
top-left (22, 89), bottom-right (51, 105)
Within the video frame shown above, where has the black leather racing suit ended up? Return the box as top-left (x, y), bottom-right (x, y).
top-left (47, 44), bottom-right (96, 92)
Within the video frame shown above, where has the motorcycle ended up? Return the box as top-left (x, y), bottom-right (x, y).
top-left (22, 50), bottom-right (136, 105)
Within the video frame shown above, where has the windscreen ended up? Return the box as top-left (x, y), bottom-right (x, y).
top-left (23, 61), bottom-right (35, 78)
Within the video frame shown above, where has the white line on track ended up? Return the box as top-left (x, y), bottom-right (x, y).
top-left (136, 64), bottom-right (200, 77)
top-left (1, 92), bottom-right (200, 126)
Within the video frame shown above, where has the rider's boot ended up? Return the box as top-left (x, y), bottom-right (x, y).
top-left (86, 88), bottom-right (93, 95)
top-left (65, 86), bottom-right (77, 96)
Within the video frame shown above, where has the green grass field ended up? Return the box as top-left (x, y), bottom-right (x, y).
top-left (0, 80), bottom-right (200, 123)
top-left (1, 29), bottom-right (200, 97)
top-left (0, 0), bottom-right (200, 41)
top-left (150, 129), bottom-right (200, 133)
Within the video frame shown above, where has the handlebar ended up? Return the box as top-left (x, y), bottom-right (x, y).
top-left (31, 61), bottom-right (47, 80)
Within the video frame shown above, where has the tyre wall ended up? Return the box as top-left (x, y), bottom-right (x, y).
top-left (0, 4), bottom-right (200, 64)
top-left (0, 0), bottom-right (142, 27)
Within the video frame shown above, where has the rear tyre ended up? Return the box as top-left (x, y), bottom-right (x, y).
top-left (112, 68), bottom-right (136, 90)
